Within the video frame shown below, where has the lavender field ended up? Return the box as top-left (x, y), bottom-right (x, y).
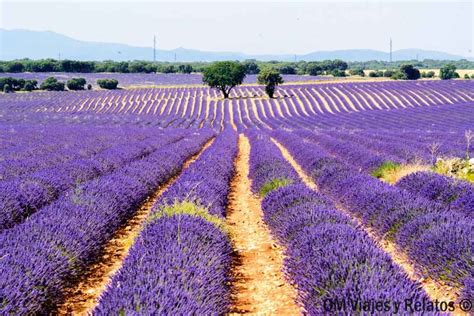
top-left (0, 78), bottom-right (473, 314)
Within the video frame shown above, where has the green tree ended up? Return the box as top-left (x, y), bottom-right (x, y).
top-left (242, 61), bottom-right (260, 74)
top-left (202, 61), bottom-right (246, 99)
top-left (97, 79), bottom-right (119, 89)
top-left (279, 65), bottom-right (296, 74)
top-left (257, 67), bottom-right (284, 98)
top-left (66, 78), bottom-right (87, 90)
top-left (439, 64), bottom-right (458, 80)
top-left (5, 62), bottom-right (24, 73)
top-left (22, 80), bottom-right (38, 92)
top-left (178, 64), bottom-right (193, 74)
top-left (349, 68), bottom-right (365, 76)
top-left (40, 77), bottom-right (65, 91)
top-left (307, 62), bottom-right (323, 76)
top-left (398, 64), bottom-right (420, 80)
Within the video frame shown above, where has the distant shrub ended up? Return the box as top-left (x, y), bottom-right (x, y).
top-left (331, 69), bottom-right (346, 77)
top-left (439, 64), bottom-right (458, 80)
top-left (40, 77), bottom-right (65, 91)
top-left (242, 61), bottom-right (260, 75)
top-left (349, 68), bottom-right (365, 76)
top-left (279, 65), bottom-right (297, 75)
top-left (87, 83), bottom-right (92, 90)
top-left (383, 70), bottom-right (395, 77)
top-left (0, 77), bottom-right (38, 92)
top-left (306, 63), bottom-right (323, 76)
top-left (465, 74), bottom-right (470, 79)
top-left (177, 64), bottom-right (193, 74)
top-left (422, 70), bottom-right (436, 78)
top-left (471, 74), bottom-right (474, 79)
top-left (160, 65), bottom-right (176, 74)
top-left (368, 70), bottom-right (383, 78)
top-left (3, 84), bottom-right (12, 93)
top-left (97, 79), bottom-right (119, 90)
top-left (22, 80), bottom-right (38, 92)
top-left (66, 77), bottom-right (87, 90)
top-left (399, 64), bottom-right (420, 80)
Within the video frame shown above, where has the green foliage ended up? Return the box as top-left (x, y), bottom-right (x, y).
top-left (421, 70), bottom-right (435, 78)
top-left (202, 61), bottom-right (246, 98)
top-left (66, 77), bottom-right (87, 90)
top-left (97, 79), bottom-right (119, 89)
top-left (398, 64), bottom-right (420, 80)
top-left (40, 77), bottom-right (65, 91)
top-left (4, 62), bottom-right (24, 73)
top-left (242, 60), bottom-right (260, 74)
top-left (0, 77), bottom-right (37, 92)
top-left (159, 65), bottom-right (176, 74)
top-left (439, 64), bottom-right (458, 80)
top-left (331, 69), bottom-right (346, 77)
top-left (348, 68), bottom-right (365, 76)
top-left (260, 178), bottom-right (293, 197)
top-left (307, 62), bottom-right (323, 76)
top-left (148, 200), bottom-right (226, 232)
top-left (368, 70), bottom-right (383, 77)
top-left (87, 83), bottom-right (92, 90)
top-left (464, 74), bottom-right (470, 79)
top-left (22, 80), bottom-right (38, 91)
top-left (177, 64), bottom-right (193, 74)
top-left (257, 67), bottom-right (284, 98)
top-left (471, 74), bottom-right (474, 79)
top-left (3, 84), bottom-right (12, 93)
top-left (383, 70), bottom-right (395, 77)
top-left (371, 161), bottom-right (401, 178)
top-left (279, 65), bottom-right (297, 74)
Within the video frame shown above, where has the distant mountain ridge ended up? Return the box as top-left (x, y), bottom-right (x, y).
top-left (0, 29), bottom-right (471, 62)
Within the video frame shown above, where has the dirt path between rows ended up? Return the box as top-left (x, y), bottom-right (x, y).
top-left (56, 137), bottom-right (215, 315)
top-left (226, 134), bottom-right (301, 315)
top-left (271, 138), bottom-right (459, 304)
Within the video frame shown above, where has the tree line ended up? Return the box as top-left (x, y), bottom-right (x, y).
top-left (0, 76), bottom-right (119, 93)
top-left (1, 58), bottom-right (473, 75)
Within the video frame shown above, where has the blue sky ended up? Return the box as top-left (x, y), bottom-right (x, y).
top-left (1, 0), bottom-right (472, 57)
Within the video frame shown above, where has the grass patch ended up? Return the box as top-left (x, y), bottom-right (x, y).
top-left (259, 177), bottom-right (293, 197)
top-left (371, 161), bottom-right (401, 179)
top-left (148, 200), bottom-right (226, 232)
top-left (372, 161), bottom-right (431, 184)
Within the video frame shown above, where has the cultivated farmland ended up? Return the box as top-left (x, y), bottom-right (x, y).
top-left (0, 77), bottom-right (473, 315)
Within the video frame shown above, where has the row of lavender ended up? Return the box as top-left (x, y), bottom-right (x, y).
top-left (1, 80), bottom-right (472, 120)
top-left (294, 130), bottom-right (473, 217)
top-left (0, 129), bottom-right (213, 314)
top-left (245, 130), bottom-right (429, 314)
top-left (0, 129), bottom-right (189, 231)
top-left (95, 129), bottom-right (238, 314)
top-left (272, 130), bottom-right (473, 302)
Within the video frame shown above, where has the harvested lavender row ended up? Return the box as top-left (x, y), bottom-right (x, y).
top-left (272, 130), bottom-right (473, 291)
top-left (396, 171), bottom-right (473, 216)
top-left (0, 130), bottom-right (188, 231)
top-left (95, 129), bottom-right (237, 315)
top-left (245, 132), bottom-right (429, 314)
top-left (0, 130), bottom-right (214, 314)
